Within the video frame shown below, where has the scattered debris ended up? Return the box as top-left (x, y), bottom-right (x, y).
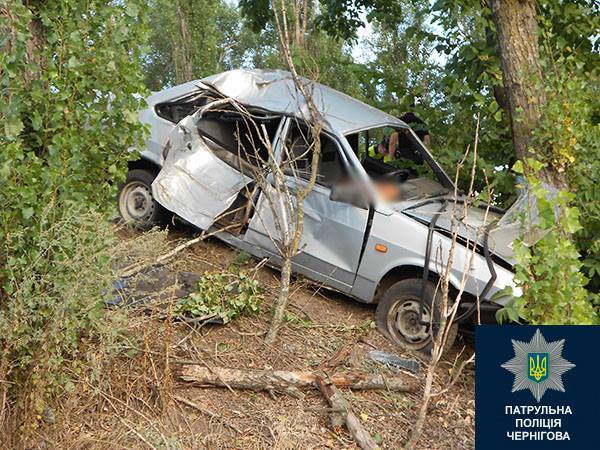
top-left (367, 350), bottom-right (421, 374)
top-left (320, 343), bottom-right (354, 370)
top-left (106, 267), bottom-right (201, 308)
top-left (177, 364), bottom-right (416, 449)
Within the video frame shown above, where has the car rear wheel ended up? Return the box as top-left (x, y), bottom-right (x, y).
top-left (376, 278), bottom-right (458, 355)
top-left (118, 169), bottom-right (168, 228)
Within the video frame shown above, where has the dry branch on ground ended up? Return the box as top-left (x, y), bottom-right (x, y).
top-left (316, 376), bottom-right (380, 450)
top-left (178, 365), bottom-right (419, 397)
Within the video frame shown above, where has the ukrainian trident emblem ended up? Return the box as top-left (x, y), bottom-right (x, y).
top-left (528, 352), bottom-right (548, 383)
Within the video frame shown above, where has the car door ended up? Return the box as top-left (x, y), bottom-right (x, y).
top-left (244, 120), bottom-right (370, 292)
top-left (151, 111), bottom-right (252, 230)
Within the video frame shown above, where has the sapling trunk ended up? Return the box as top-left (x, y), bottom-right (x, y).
top-left (265, 255), bottom-right (293, 345)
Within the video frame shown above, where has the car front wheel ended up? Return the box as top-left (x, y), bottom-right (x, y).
top-left (376, 278), bottom-right (458, 355)
top-left (118, 169), bottom-right (167, 228)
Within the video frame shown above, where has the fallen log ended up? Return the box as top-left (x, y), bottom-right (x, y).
top-left (316, 377), bottom-right (380, 450)
top-left (178, 365), bottom-right (419, 396)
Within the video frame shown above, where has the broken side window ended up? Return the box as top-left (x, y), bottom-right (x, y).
top-left (155, 92), bottom-right (211, 123)
top-left (196, 109), bottom-right (281, 176)
top-left (283, 122), bottom-right (348, 187)
top-left (345, 126), bottom-right (450, 202)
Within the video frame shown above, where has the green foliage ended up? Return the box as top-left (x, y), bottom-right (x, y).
top-left (230, 250), bottom-right (252, 269)
top-left (502, 161), bottom-right (597, 325)
top-left (0, 1), bottom-right (148, 220)
top-left (493, 9), bottom-right (599, 323)
top-left (145, 0), bottom-right (247, 88)
top-left (315, 0), bottom-right (403, 40)
top-left (235, 1), bottom-right (364, 96)
top-left (1, 208), bottom-right (126, 399)
top-left (0, 0), bottom-right (149, 422)
top-left (175, 271), bottom-right (263, 323)
top-left (239, 0), bottom-right (273, 33)
top-left (147, 0), bottom-right (362, 90)
top-left (495, 296), bottom-right (520, 324)
top-left (535, 33), bottom-right (600, 292)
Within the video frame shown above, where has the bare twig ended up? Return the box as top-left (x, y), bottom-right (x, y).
top-left (405, 115), bottom-right (484, 449)
top-left (173, 394), bottom-right (242, 434)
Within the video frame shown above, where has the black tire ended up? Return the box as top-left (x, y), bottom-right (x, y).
top-left (117, 169), bottom-right (169, 228)
top-left (376, 278), bottom-right (458, 355)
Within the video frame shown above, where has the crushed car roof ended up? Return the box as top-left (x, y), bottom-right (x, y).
top-left (200, 69), bottom-right (408, 135)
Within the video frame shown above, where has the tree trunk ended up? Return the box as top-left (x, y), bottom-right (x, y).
top-left (25, 14), bottom-right (45, 85)
top-left (174, 0), bottom-right (193, 83)
top-left (490, 0), bottom-right (546, 161)
top-left (490, 0), bottom-right (567, 187)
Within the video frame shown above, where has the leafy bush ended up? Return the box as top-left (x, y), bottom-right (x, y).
top-left (1, 208), bottom-right (126, 399)
top-left (0, 0), bottom-right (148, 435)
top-left (496, 38), bottom-right (599, 325)
top-left (501, 161), bottom-right (598, 325)
top-left (175, 271), bottom-right (263, 323)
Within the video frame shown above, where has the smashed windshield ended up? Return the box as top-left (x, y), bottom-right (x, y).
top-left (488, 183), bottom-right (559, 259)
top-left (345, 126), bottom-right (451, 203)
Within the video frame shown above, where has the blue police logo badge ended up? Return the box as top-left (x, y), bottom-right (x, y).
top-left (501, 329), bottom-right (574, 402)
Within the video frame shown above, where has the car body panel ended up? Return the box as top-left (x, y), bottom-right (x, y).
top-left (242, 117), bottom-right (370, 290)
top-left (245, 177), bottom-right (369, 290)
top-left (202, 69), bottom-right (403, 135)
top-left (136, 81), bottom-right (211, 168)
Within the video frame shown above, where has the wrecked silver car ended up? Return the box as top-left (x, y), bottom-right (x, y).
top-left (118, 69), bottom-right (518, 352)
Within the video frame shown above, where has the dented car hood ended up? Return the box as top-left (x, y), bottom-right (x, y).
top-left (399, 184), bottom-right (557, 265)
top-left (400, 199), bottom-right (513, 262)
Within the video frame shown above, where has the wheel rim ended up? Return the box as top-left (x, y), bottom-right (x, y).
top-left (386, 297), bottom-right (432, 349)
top-left (119, 181), bottom-right (155, 223)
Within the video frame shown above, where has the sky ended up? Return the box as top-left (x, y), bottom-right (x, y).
top-left (351, 11), bottom-right (376, 64)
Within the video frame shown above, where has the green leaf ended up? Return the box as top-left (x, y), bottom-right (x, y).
top-left (22, 207), bottom-right (34, 219)
top-left (5, 116), bottom-right (24, 139)
top-left (490, 286), bottom-right (514, 300)
top-left (31, 112), bottom-right (43, 131)
top-left (506, 306), bottom-right (520, 323)
top-left (512, 160), bottom-right (524, 174)
top-left (526, 157), bottom-right (545, 172)
top-left (125, 3), bottom-right (139, 17)
top-left (373, 433), bottom-right (383, 445)
top-left (67, 56), bottom-right (81, 68)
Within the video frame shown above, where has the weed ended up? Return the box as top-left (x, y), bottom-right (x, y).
top-left (175, 270), bottom-right (263, 323)
top-left (230, 250), bottom-right (252, 269)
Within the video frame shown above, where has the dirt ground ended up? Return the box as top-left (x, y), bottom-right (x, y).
top-left (36, 227), bottom-right (476, 450)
